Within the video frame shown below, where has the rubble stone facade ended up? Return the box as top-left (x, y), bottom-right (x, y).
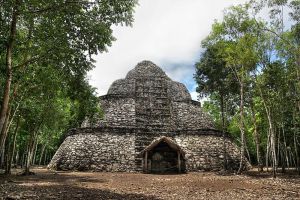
top-left (48, 61), bottom-right (248, 172)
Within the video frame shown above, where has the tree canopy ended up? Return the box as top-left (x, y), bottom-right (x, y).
top-left (195, 0), bottom-right (300, 176)
top-left (0, 0), bottom-right (138, 174)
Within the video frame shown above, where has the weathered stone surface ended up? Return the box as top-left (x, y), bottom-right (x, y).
top-left (125, 61), bottom-right (169, 80)
top-left (49, 60), bottom-right (250, 172)
top-left (49, 130), bottom-right (136, 171)
top-left (107, 79), bottom-right (135, 95)
top-left (168, 81), bottom-right (191, 101)
top-left (94, 60), bottom-right (213, 131)
top-left (175, 134), bottom-right (242, 171)
top-left (100, 97), bottom-right (136, 127)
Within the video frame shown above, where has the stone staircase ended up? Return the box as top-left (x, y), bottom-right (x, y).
top-left (134, 76), bottom-right (174, 171)
top-left (134, 76), bottom-right (173, 131)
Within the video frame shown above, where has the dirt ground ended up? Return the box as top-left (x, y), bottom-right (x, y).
top-left (0, 168), bottom-right (299, 200)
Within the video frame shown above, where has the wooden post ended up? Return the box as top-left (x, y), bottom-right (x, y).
top-left (145, 151), bottom-right (148, 173)
top-left (177, 151), bottom-right (181, 173)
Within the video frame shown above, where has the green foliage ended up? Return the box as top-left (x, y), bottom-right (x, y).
top-left (195, 0), bottom-right (300, 171)
top-left (0, 0), bottom-right (137, 170)
top-left (195, 42), bottom-right (239, 98)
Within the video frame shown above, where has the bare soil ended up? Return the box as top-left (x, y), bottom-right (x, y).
top-left (0, 168), bottom-right (299, 200)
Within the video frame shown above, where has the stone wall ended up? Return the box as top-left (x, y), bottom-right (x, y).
top-left (168, 81), bottom-right (191, 101)
top-left (174, 134), bottom-right (241, 171)
top-left (48, 130), bottom-right (136, 172)
top-left (107, 79), bottom-right (135, 95)
top-left (172, 102), bottom-right (214, 130)
top-left (99, 96), bottom-right (136, 127)
top-left (135, 76), bottom-right (174, 131)
top-left (49, 128), bottom-right (247, 172)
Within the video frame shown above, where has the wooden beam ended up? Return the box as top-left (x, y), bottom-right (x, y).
top-left (145, 151), bottom-right (148, 173)
top-left (178, 151), bottom-right (181, 173)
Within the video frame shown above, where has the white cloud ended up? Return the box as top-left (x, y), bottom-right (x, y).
top-left (89, 0), bottom-right (247, 97)
top-left (190, 91), bottom-right (199, 101)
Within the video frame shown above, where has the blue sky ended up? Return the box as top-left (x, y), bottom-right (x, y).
top-left (159, 61), bottom-right (199, 100)
top-left (89, 0), bottom-right (247, 100)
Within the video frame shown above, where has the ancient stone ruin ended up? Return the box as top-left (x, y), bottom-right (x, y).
top-left (48, 60), bottom-right (248, 173)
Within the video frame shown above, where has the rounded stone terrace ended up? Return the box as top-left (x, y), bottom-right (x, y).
top-left (107, 60), bottom-right (192, 102)
top-left (91, 60), bottom-right (215, 131)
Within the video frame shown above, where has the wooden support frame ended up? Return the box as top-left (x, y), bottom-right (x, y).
top-left (141, 137), bottom-right (185, 173)
top-left (144, 151), bottom-right (148, 172)
top-left (177, 151), bottom-right (181, 173)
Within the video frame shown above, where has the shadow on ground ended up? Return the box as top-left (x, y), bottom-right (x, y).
top-left (0, 171), bottom-right (107, 184)
top-left (1, 168), bottom-right (299, 200)
top-left (0, 170), bottom-right (160, 200)
top-left (244, 169), bottom-right (300, 180)
top-left (1, 184), bottom-right (160, 200)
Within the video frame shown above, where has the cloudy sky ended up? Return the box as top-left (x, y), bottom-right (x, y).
top-left (89, 0), bottom-right (247, 100)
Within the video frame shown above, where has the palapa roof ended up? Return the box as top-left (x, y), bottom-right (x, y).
top-left (140, 136), bottom-right (185, 156)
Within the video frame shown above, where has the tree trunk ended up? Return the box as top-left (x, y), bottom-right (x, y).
top-left (5, 116), bottom-right (20, 174)
top-left (277, 127), bottom-right (281, 170)
top-left (293, 113), bottom-right (300, 174)
top-left (266, 132), bottom-right (270, 172)
top-left (15, 150), bottom-right (19, 168)
top-left (281, 145), bottom-right (286, 173)
top-left (250, 102), bottom-right (263, 172)
top-left (282, 125), bottom-right (289, 170)
top-left (39, 145), bottom-right (46, 166)
top-left (0, 102), bottom-right (20, 168)
top-left (32, 139), bottom-right (38, 165)
top-left (245, 139), bottom-right (252, 164)
top-left (21, 152), bottom-right (25, 168)
top-left (258, 86), bottom-right (277, 177)
top-left (0, 106), bottom-right (12, 168)
top-left (5, 101), bottom-right (20, 139)
top-left (296, 58), bottom-right (300, 175)
top-left (24, 133), bottom-right (35, 175)
top-left (270, 119), bottom-right (277, 178)
top-left (0, 0), bottom-right (20, 154)
top-left (237, 82), bottom-right (246, 174)
top-left (220, 94), bottom-right (227, 170)
top-left (24, 121), bottom-right (42, 175)
top-left (43, 149), bottom-right (48, 166)
top-left (288, 147), bottom-right (296, 168)
top-left (24, 129), bottom-right (37, 175)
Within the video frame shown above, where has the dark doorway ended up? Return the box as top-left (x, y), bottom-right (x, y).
top-left (144, 140), bottom-right (185, 173)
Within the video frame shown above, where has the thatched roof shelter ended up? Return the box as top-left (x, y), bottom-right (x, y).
top-left (140, 136), bottom-right (185, 156)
